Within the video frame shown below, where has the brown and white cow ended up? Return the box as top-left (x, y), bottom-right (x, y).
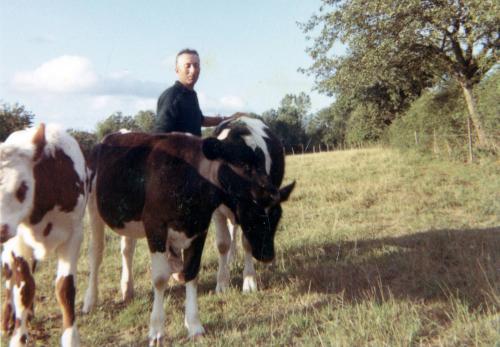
top-left (0, 124), bottom-right (88, 347)
top-left (211, 115), bottom-right (295, 292)
top-left (81, 131), bottom-right (293, 345)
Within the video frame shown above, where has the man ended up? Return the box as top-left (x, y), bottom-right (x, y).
top-left (155, 48), bottom-right (232, 135)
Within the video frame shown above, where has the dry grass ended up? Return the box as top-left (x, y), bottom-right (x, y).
top-left (2, 147), bottom-right (499, 346)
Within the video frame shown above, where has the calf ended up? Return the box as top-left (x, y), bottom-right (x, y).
top-left (0, 124), bottom-right (88, 347)
top-left (211, 115), bottom-right (295, 292)
top-left (82, 131), bottom-right (293, 345)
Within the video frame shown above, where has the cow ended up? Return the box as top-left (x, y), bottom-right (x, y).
top-left (81, 131), bottom-right (294, 345)
top-left (0, 124), bottom-right (88, 347)
top-left (210, 115), bottom-right (295, 293)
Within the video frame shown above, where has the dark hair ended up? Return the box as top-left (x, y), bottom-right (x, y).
top-left (176, 48), bottom-right (199, 64)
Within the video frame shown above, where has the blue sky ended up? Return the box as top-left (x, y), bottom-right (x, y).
top-left (1, 1), bottom-right (334, 131)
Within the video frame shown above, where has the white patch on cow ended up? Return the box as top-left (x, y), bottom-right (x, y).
top-left (168, 229), bottom-right (196, 250)
top-left (61, 327), bottom-right (80, 347)
top-left (4, 124), bottom-right (87, 183)
top-left (239, 117), bottom-right (272, 174)
top-left (149, 252), bottom-right (171, 344)
top-left (242, 234), bottom-right (258, 293)
top-left (120, 236), bottom-right (137, 302)
top-left (217, 128), bottom-right (231, 140)
top-left (184, 280), bottom-right (205, 337)
top-left (113, 221), bottom-right (146, 238)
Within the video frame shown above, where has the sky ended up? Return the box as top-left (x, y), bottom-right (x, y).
top-left (0, 1), bottom-right (334, 131)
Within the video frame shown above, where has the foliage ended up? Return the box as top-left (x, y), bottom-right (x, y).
top-left (95, 110), bottom-right (156, 140)
top-left (262, 93), bottom-right (311, 149)
top-left (67, 129), bottom-right (98, 159)
top-left (0, 102), bottom-right (35, 141)
top-left (302, 0), bottom-right (500, 147)
top-left (134, 110), bottom-right (156, 133)
top-left (346, 103), bottom-right (387, 145)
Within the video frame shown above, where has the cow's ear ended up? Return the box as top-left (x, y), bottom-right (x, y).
top-left (279, 181), bottom-right (296, 202)
top-left (202, 137), bottom-right (224, 160)
top-left (32, 123), bottom-right (46, 161)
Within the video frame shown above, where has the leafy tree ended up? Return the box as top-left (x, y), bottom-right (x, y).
top-left (67, 129), bottom-right (98, 159)
top-left (302, 0), bottom-right (500, 148)
top-left (134, 110), bottom-right (156, 133)
top-left (262, 93), bottom-right (311, 149)
top-left (0, 102), bottom-right (35, 141)
top-left (95, 112), bottom-right (139, 140)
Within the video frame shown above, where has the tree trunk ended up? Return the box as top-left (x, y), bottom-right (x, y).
top-left (460, 82), bottom-right (489, 148)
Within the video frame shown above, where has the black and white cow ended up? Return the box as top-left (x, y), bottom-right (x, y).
top-left (0, 124), bottom-right (88, 347)
top-left (211, 115), bottom-right (295, 292)
top-left (81, 131), bottom-right (293, 344)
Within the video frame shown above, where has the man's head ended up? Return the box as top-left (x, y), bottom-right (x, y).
top-left (175, 48), bottom-right (200, 90)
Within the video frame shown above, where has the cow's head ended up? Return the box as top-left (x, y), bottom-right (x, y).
top-left (202, 127), bottom-right (295, 262)
top-left (0, 124), bottom-right (45, 243)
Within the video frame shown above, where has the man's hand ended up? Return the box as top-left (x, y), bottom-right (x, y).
top-left (228, 112), bottom-right (247, 120)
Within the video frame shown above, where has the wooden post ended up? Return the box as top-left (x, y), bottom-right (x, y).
top-left (326, 143), bottom-right (330, 152)
top-left (414, 131), bottom-right (419, 146)
top-left (467, 117), bottom-right (474, 163)
top-left (433, 129), bottom-right (439, 154)
top-left (291, 146), bottom-right (295, 155)
top-left (300, 143), bottom-right (304, 155)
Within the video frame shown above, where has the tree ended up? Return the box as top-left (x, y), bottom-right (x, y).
top-left (67, 129), bottom-right (98, 159)
top-left (134, 110), bottom-right (156, 133)
top-left (302, 0), bottom-right (499, 148)
top-left (262, 93), bottom-right (311, 149)
top-left (0, 102), bottom-right (35, 141)
top-left (95, 112), bottom-right (139, 140)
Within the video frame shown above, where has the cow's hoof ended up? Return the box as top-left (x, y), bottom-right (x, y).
top-left (121, 282), bottom-right (134, 303)
top-left (242, 276), bottom-right (257, 293)
top-left (148, 334), bottom-right (164, 347)
top-left (121, 288), bottom-right (134, 303)
top-left (215, 282), bottom-right (229, 293)
top-left (187, 325), bottom-right (205, 339)
top-left (82, 289), bottom-right (96, 314)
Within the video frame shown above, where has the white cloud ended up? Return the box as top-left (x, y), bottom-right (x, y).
top-left (198, 91), bottom-right (246, 114)
top-left (219, 95), bottom-right (245, 109)
top-left (10, 56), bottom-right (164, 98)
top-left (12, 55), bottom-right (98, 93)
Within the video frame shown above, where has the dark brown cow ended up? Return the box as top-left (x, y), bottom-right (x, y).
top-left (0, 124), bottom-right (88, 347)
top-left (82, 131), bottom-right (293, 345)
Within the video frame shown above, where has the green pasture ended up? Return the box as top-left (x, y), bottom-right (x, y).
top-left (2, 147), bottom-right (499, 346)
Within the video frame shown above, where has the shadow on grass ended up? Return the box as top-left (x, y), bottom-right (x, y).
top-left (270, 227), bottom-right (499, 309)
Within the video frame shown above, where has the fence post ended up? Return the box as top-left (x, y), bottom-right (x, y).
top-left (433, 129), bottom-right (439, 154)
top-left (300, 143), bottom-right (304, 155)
top-left (467, 117), bottom-right (474, 163)
top-left (414, 131), bottom-right (419, 146)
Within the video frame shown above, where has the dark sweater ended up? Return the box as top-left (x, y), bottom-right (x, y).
top-left (155, 81), bottom-right (205, 136)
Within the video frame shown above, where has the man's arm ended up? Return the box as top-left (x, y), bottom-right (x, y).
top-left (201, 112), bottom-right (247, 127)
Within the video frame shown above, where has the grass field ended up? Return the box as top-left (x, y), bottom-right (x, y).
top-left (2, 147), bottom-right (499, 346)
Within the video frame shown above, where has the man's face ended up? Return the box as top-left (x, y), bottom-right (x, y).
top-left (176, 53), bottom-right (200, 90)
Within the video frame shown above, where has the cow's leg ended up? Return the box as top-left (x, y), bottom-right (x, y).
top-left (55, 227), bottom-right (83, 347)
top-left (148, 251), bottom-right (171, 347)
top-left (120, 236), bottom-right (136, 302)
top-left (185, 279), bottom-right (204, 338)
top-left (9, 253), bottom-right (35, 347)
top-left (227, 221), bottom-right (239, 264)
top-left (182, 231), bottom-right (207, 337)
top-left (1, 261), bottom-right (15, 336)
top-left (82, 192), bottom-right (105, 314)
top-left (213, 210), bottom-right (231, 293)
top-left (242, 234), bottom-right (258, 292)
